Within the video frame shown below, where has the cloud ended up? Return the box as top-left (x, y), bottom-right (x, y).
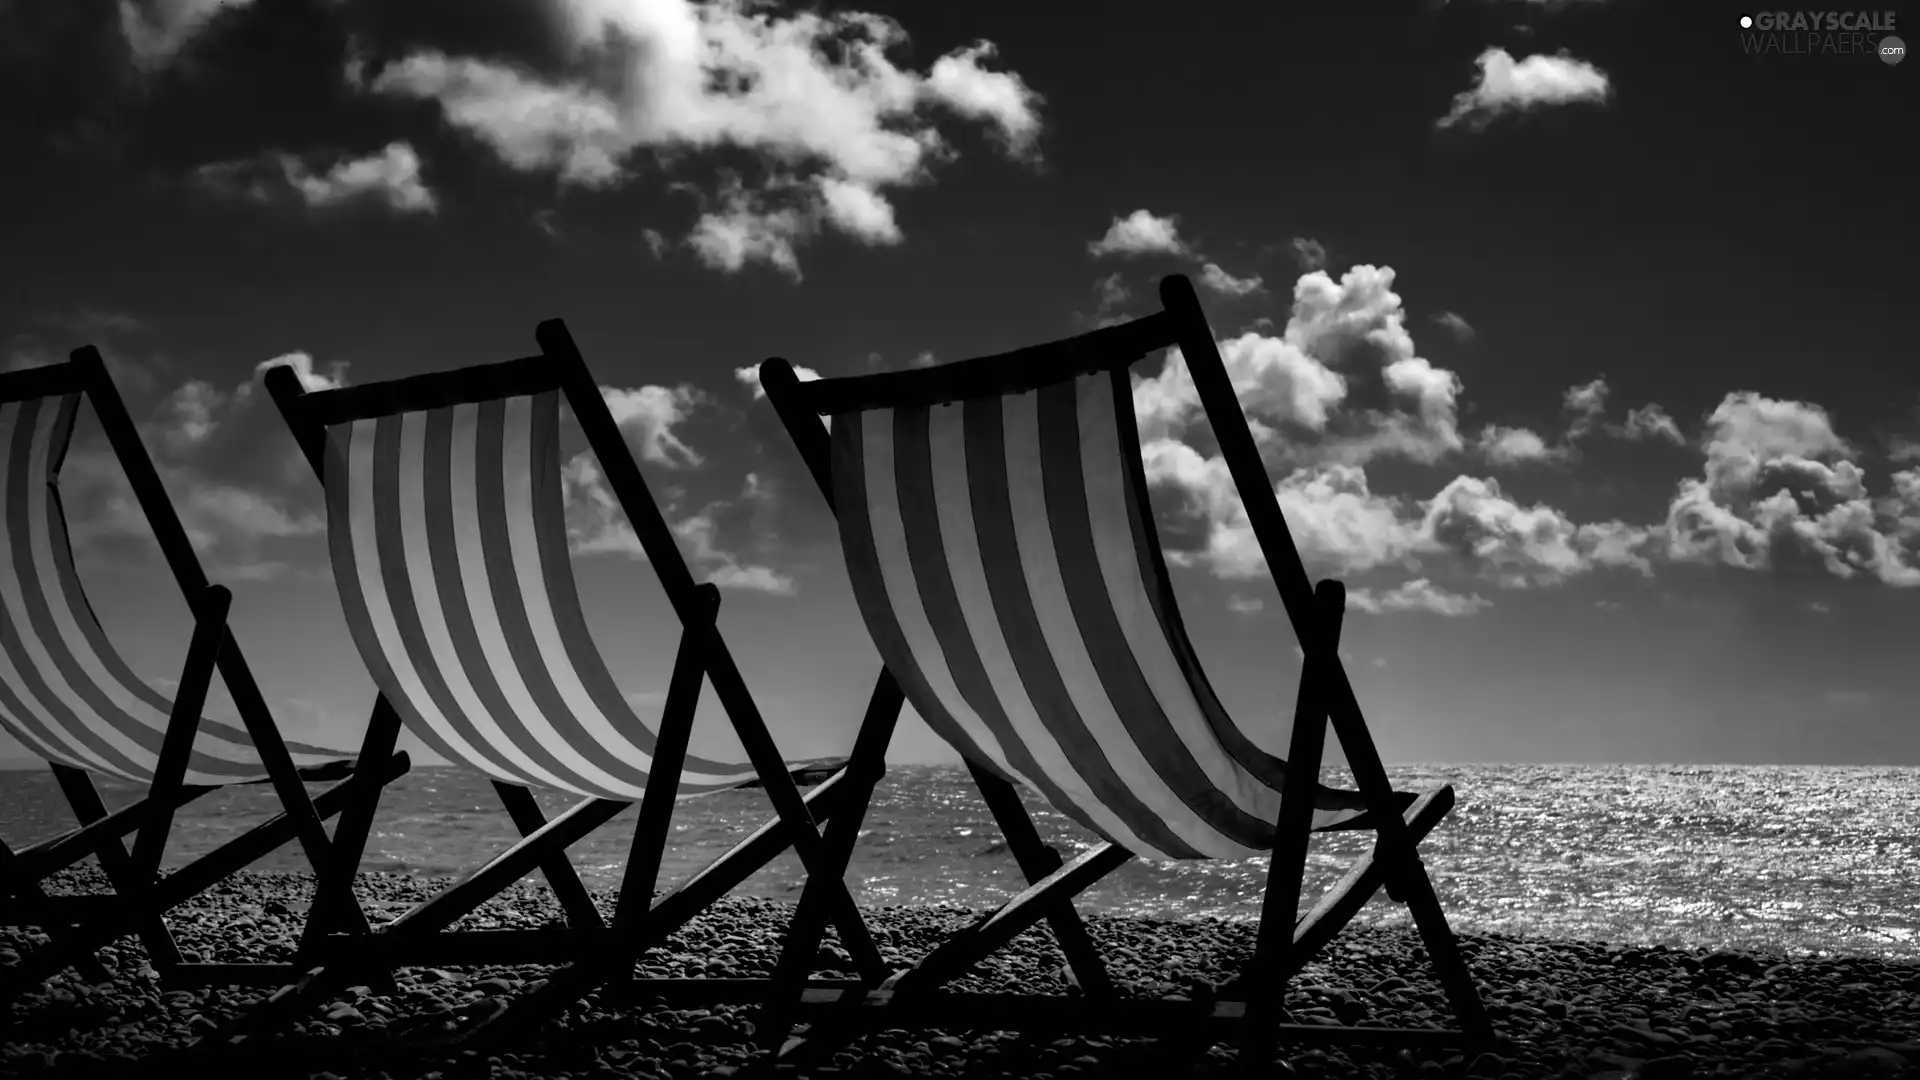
top-left (1419, 476), bottom-right (1654, 587)
top-left (1226, 595), bottom-right (1265, 616)
top-left (561, 453), bottom-right (796, 591)
top-left (733, 362), bottom-right (822, 400)
top-left (1145, 455), bottom-right (1417, 580)
top-left (62, 442), bottom-right (319, 577)
top-left (156, 380), bottom-right (230, 454)
top-left (684, 176), bottom-right (812, 279)
top-left (1288, 237), bottom-right (1328, 271)
top-left (285, 143), bottom-right (437, 213)
top-left (1134, 332), bottom-right (1347, 448)
top-left (1274, 464), bottom-right (1420, 573)
top-left (1660, 392), bottom-right (1920, 586)
top-left (1619, 403), bottom-right (1685, 445)
top-left (673, 474), bottom-right (797, 594)
top-left (1088, 210), bottom-right (1189, 258)
top-left (366, 0), bottom-right (1041, 278)
top-left (256, 351), bottom-right (348, 393)
top-left (1432, 310), bottom-right (1475, 342)
top-left (194, 142), bottom-right (438, 215)
top-left (55, 356), bottom-right (343, 580)
top-left (600, 384), bottom-right (705, 468)
top-left (1562, 376), bottom-right (1609, 438)
top-left (1347, 578), bottom-right (1490, 617)
top-left (925, 43), bottom-right (1045, 157)
top-left (1199, 263), bottom-right (1265, 298)
top-left (118, 0), bottom-right (254, 72)
top-left (1095, 232), bottom-right (1920, 601)
top-left (674, 511), bottom-right (794, 594)
top-left (817, 175), bottom-right (903, 244)
top-left (561, 456), bottom-right (645, 558)
top-left (1077, 273), bottom-right (1135, 329)
top-left (681, 166), bottom-right (920, 278)
top-left (1477, 424), bottom-right (1562, 466)
top-left (1437, 48), bottom-right (1613, 131)
top-left (1560, 377), bottom-right (1687, 447)
top-left (1143, 456), bottom-right (1637, 602)
top-left (1132, 259), bottom-right (1654, 597)
top-left (1133, 264), bottom-right (1464, 466)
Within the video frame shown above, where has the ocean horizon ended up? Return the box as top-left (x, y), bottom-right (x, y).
top-left (6, 762), bottom-right (1916, 962)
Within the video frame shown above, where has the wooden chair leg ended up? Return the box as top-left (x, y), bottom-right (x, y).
top-left (296, 697), bottom-right (405, 997)
top-left (464, 598), bottom-right (716, 1038)
top-left (51, 766), bottom-right (183, 970)
top-left (700, 636), bottom-right (886, 979)
top-left (1321, 683), bottom-right (1489, 1040)
top-left (772, 728), bottom-right (1133, 1069)
top-left (896, 843), bottom-right (1132, 993)
top-left (753, 673), bottom-right (904, 1053)
top-left (772, 842), bottom-right (1134, 1070)
top-left (968, 762), bottom-right (1119, 998)
top-left (1237, 581), bottom-right (1340, 1066)
top-left (220, 630), bottom-right (378, 941)
top-left (493, 783), bottom-right (608, 931)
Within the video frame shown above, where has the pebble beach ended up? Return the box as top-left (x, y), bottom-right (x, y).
top-left (4, 867), bottom-right (1919, 1080)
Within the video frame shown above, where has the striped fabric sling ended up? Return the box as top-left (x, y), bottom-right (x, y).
top-left (321, 390), bottom-right (756, 800)
top-left (0, 393), bottom-right (342, 786)
top-left (829, 368), bottom-right (1372, 862)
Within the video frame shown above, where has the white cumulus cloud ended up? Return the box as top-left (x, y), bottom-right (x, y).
top-left (194, 143), bottom-right (438, 216)
top-left (600, 384), bottom-right (706, 468)
top-left (1477, 424), bottom-right (1562, 466)
top-left (1438, 48), bottom-right (1613, 131)
top-left (365, 0), bottom-right (1042, 278)
top-left (1660, 392), bottom-right (1920, 586)
top-left (1199, 263), bottom-right (1265, 297)
top-left (1088, 210), bottom-right (1189, 258)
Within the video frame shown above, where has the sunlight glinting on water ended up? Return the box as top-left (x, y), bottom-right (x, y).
top-left (4, 762), bottom-right (1914, 959)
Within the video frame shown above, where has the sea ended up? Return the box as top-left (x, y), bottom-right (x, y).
top-left (4, 763), bottom-right (1915, 961)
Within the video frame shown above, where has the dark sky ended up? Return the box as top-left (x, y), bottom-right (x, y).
top-left (1, 0), bottom-right (1914, 769)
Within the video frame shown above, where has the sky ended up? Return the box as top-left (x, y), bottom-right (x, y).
top-left (0, 0), bottom-right (1914, 775)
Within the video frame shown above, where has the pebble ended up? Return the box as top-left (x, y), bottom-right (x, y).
top-left (1, 866), bottom-right (1917, 1080)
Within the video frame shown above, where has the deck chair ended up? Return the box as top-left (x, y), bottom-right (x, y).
top-left (209, 319), bottom-right (889, 1048)
top-left (0, 348), bottom-right (406, 1007)
top-left (755, 275), bottom-right (1493, 1064)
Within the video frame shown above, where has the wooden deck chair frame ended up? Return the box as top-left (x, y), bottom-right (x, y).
top-left (753, 275), bottom-right (1494, 1065)
top-left (0, 348), bottom-right (406, 1010)
top-left (206, 319), bottom-right (893, 1051)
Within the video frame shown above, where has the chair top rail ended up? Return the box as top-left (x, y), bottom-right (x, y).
top-left (281, 354), bottom-right (557, 429)
top-left (780, 310), bottom-right (1177, 416)
top-left (0, 360), bottom-right (92, 405)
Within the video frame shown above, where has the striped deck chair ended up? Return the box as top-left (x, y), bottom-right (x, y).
top-left (212, 319), bottom-right (886, 1049)
top-left (0, 348), bottom-right (404, 1006)
top-left (756, 275), bottom-right (1493, 1064)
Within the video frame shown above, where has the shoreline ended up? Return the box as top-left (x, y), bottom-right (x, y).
top-left (3, 868), bottom-right (1918, 1079)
